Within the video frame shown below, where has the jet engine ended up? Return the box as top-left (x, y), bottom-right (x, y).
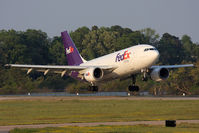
top-left (150, 68), bottom-right (169, 81)
top-left (84, 67), bottom-right (104, 82)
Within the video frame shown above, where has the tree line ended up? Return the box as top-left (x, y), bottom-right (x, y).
top-left (0, 25), bottom-right (199, 95)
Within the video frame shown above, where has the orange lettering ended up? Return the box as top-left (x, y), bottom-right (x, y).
top-left (123, 51), bottom-right (127, 59)
top-left (127, 52), bottom-right (131, 58)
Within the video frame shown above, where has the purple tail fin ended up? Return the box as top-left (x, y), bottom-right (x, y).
top-left (61, 31), bottom-right (83, 66)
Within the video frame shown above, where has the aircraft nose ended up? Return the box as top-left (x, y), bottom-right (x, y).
top-left (153, 50), bottom-right (160, 62)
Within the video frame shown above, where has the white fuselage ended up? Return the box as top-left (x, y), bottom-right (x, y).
top-left (80, 44), bottom-right (159, 82)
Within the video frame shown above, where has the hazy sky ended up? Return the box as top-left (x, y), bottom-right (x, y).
top-left (0, 0), bottom-right (198, 42)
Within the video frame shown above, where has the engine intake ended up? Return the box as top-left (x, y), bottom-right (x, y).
top-left (94, 68), bottom-right (102, 78)
top-left (84, 67), bottom-right (104, 82)
top-left (150, 68), bottom-right (169, 81)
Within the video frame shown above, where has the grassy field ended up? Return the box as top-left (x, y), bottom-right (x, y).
top-left (10, 123), bottom-right (199, 133)
top-left (0, 97), bottom-right (199, 126)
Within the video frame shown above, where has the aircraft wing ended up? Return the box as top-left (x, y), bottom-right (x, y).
top-left (150, 64), bottom-right (194, 69)
top-left (5, 64), bottom-right (116, 77)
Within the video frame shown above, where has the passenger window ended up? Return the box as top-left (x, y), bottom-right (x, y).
top-left (144, 48), bottom-right (156, 52)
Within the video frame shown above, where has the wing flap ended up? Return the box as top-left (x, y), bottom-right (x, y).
top-left (5, 64), bottom-right (117, 77)
top-left (5, 64), bottom-right (88, 70)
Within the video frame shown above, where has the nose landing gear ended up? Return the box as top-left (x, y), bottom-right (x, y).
top-left (141, 68), bottom-right (149, 82)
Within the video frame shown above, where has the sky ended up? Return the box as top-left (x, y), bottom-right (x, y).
top-left (0, 0), bottom-right (199, 42)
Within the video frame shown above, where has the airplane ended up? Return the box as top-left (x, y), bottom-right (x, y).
top-left (5, 30), bottom-right (194, 92)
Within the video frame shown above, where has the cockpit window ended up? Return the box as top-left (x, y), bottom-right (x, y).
top-left (144, 48), bottom-right (157, 52)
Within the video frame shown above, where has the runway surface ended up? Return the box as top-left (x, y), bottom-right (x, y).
top-left (0, 96), bottom-right (199, 101)
top-left (0, 120), bottom-right (199, 133)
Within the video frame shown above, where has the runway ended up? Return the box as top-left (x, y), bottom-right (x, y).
top-left (0, 96), bottom-right (199, 101)
top-left (0, 120), bottom-right (199, 133)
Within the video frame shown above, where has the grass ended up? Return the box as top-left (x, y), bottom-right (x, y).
top-left (10, 123), bottom-right (199, 133)
top-left (0, 97), bottom-right (199, 126)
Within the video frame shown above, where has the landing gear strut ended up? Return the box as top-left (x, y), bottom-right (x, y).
top-left (142, 73), bottom-right (148, 81)
top-left (128, 75), bottom-right (139, 92)
top-left (141, 69), bottom-right (148, 81)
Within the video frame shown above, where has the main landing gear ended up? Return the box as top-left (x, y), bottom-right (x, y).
top-left (128, 70), bottom-right (149, 92)
top-left (89, 86), bottom-right (98, 92)
top-left (128, 75), bottom-right (139, 92)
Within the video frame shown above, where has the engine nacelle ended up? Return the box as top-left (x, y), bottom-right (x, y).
top-left (84, 67), bottom-right (104, 82)
top-left (150, 68), bottom-right (169, 81)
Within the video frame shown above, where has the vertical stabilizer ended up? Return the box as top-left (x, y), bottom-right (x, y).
top-left (61, 31), bottom-right (86, 65)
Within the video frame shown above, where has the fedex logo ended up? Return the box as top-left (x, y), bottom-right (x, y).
top-left (115, 50), bottom-right (131, 62)
top-left (66, 46), bottom-right (74, 54)
top-left (85, 72), bottom-right (90, 76)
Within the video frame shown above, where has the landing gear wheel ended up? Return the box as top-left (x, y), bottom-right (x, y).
top-left (128, 85), bottom-right (139, 92)
top-left (92, 86), bottom-right (98, 92)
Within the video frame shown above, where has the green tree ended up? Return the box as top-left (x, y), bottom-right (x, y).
top-left (0, 30), bottom-right (27, 64)
top-left (49, 36), bottom-right (66, 65)
top-left (181, 35), bottom-right (197, 62)
top-left (70, 26), bottom-right (90, 53)
top-left (0, 26), bottom-right (198, 95)
top-left (158, 33), bottom-right (184, 64)
top-left (141, 28), bottom-right (159, 44)
top-left (81, 27), bottom-right (119, 59)
top-left (22, 29), bottom-right (50, 64)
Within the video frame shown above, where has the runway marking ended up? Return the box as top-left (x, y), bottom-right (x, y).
top-left (0, 120), bottom-right (199, 133)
